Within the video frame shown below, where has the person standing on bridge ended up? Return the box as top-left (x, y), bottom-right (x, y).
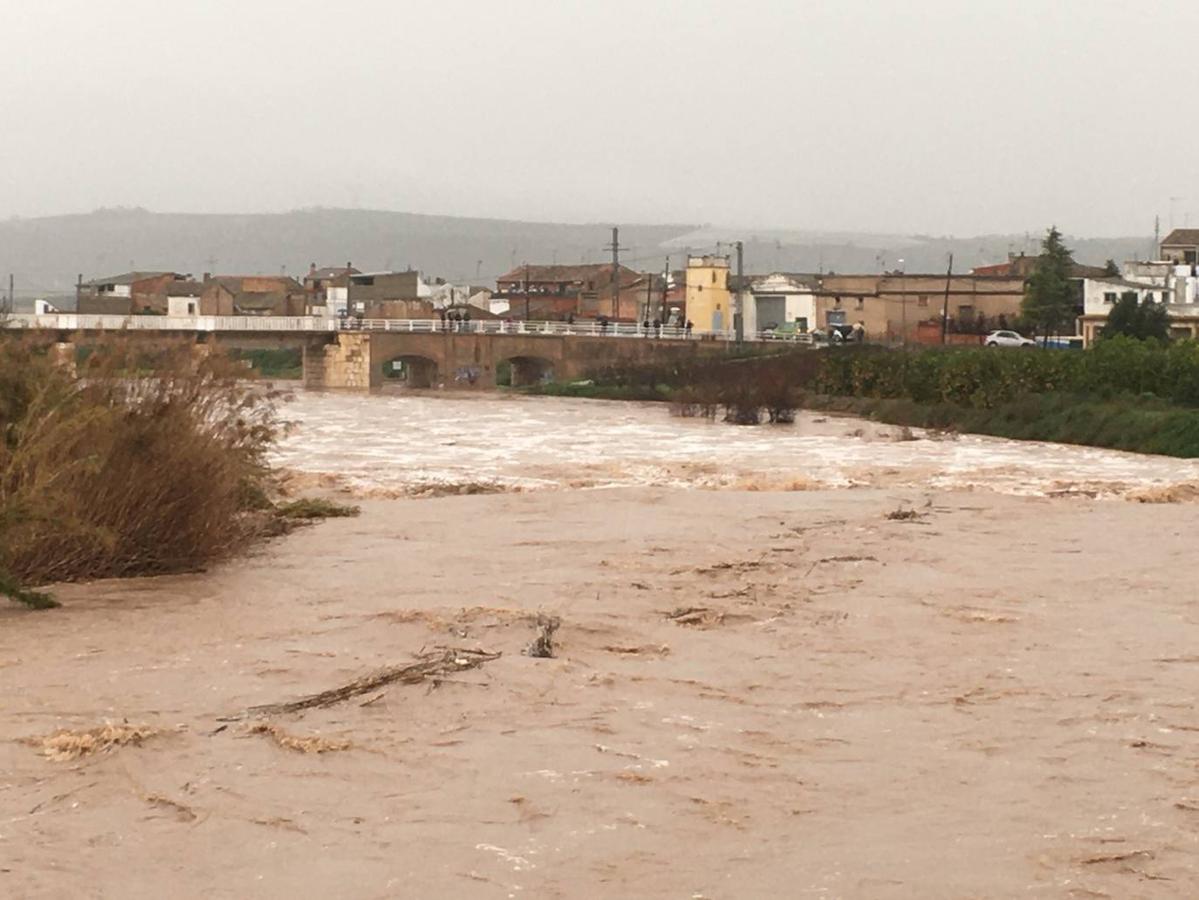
top-left (685, 319), bottom-right (693, 338)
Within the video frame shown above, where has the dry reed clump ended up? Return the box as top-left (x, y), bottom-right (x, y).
top-left (0, 337), bottom-right (280, 607)
top-left (35, 721), bottom-right (163, 761)
top-left (247, 723), bottom-right (352, 754)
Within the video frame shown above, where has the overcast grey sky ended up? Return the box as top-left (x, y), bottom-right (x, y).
top-left (2, 0), bottom-right (1194, 236)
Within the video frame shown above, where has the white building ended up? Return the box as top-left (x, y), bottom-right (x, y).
top-left (1080, 261), bottom-right (1199, 345)
top-left (745, 273), bottom-right (818, 334)
top-left (1082, 277), bottom-right (1168, 317)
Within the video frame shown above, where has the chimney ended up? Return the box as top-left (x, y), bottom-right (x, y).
top-left (202, 272), bottom-right (211, 284)
top-left (309, 262), bottom-right (317, 276)
top-left (346, 261), bottom-right (352, 274)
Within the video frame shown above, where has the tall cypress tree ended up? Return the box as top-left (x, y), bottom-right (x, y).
top-left (1022, 227), bottom-right (1076, 338)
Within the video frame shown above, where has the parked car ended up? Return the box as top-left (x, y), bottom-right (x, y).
top-left (985, 330), bottom-right (1035, 347)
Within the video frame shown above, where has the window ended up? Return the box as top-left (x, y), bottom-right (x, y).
top-left (918, 295), bottom-right (929, 307)
top-left (797, 316), bottom-right (809, 332)
top-left (1103, 292), bottom-right (1117, 304)
top-left (711, 271), bottom-right (717, 284)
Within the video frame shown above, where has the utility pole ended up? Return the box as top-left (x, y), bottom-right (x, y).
top-left (662, 256), bottom-right (670, 324)
top-left (733, 240), bottom-right (744, 343)
top-left (941, 254), bottom-right (954, 345)
top-left (645, 271), bottom-right (653, 324)
top-left (604, 226), bottom-right (626, 319)
top-left (1154, 215), bottom-right (1161, 258)
top-left (6, 273), bottom-right (12, 313)
top-left (524, 263), bottom-right (531, 322)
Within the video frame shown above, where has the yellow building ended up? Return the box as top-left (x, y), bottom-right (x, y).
top-left (685, 255), bottom-right (731, 333)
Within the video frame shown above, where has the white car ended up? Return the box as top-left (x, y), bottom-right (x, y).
top-left (985, 330), bottom-right (1035, 348)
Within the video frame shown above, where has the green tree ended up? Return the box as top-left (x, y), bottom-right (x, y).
top-left (1101, 292), bottom-right (1171, 342)
top-left (1103, 259), bottom-right (1120, 277)
top-left (1022, 226), bottom-right (1077, 338)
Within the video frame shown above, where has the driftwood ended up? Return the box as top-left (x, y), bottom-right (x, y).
top-left (223, 648), bottom-right (501, 720)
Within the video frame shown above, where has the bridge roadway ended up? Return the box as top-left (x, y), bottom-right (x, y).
top-left (4, 314), bottom-right (813, 390)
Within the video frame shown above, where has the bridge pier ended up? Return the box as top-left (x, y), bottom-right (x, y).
top-left (302, 334), bottom-right (373, 390)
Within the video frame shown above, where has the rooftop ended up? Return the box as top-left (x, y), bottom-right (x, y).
top-left (496, 263), bottom-right (634, 284)
top-left (1162, 228), bottom-right (1199, 247)
top-left (83, 271), bottom-right (182, 287)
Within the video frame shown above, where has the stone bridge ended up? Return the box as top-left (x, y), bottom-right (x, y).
top-left (303, 331), bottom-right (730, 390)
top-left (3, 314), bottom-right (743, 391)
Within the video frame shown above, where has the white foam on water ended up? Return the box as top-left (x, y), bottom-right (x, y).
top-left (271, 392), bottom-right (1199, 498)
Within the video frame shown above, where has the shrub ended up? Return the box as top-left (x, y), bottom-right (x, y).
top-left (812, 339), bottom-right (1199, 410)
top-left (1, 338), bottom-right (280, 607)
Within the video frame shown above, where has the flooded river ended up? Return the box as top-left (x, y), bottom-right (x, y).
top-left (274, 391), bottom-right (1199, 498)
top-left (11, 389), bottom-right (1199, 897)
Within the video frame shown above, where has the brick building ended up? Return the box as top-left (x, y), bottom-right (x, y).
top-left (76, 271), bottom-right (189, 314)
top-left (199, 275), bottom-right (308, 316)
top-left (495, 263), bottom-right (639, 320)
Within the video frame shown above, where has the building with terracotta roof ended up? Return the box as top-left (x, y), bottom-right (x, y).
top-left (494, 263), bottom-right (639, 320)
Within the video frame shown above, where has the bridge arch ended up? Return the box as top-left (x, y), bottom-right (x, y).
top-left (382, 354), bottom-right (440, 388)
top-left (500, 355), bottom-right (555, 387)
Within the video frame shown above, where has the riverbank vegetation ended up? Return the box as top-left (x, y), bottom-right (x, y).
top-left (532, 336), bottom-right (1199, 456)
top-left (0, 339), bottom-right (321, 609)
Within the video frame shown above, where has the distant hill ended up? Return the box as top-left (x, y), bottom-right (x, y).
top-left (0, 208), bottom-right (1158, 299)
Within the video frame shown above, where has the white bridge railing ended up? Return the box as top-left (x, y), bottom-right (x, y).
top-left (4, 313), bottom-right (817, 344)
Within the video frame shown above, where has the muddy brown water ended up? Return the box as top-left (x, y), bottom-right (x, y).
top-left (3, 395), bottom-right (1198, 898)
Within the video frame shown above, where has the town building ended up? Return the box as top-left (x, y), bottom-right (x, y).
top-left (199, 275), bottom-right (308, 316)
top-left (1079, 252), bottom-right (1199, 344)
top-left (596, 272), bottom-right (682, 324)
top-left (76, 271), bottom-right (189, 314)
top-left (166, 280), bottom-right (203, 316)
top-left (304, 263), bottom-right (359, 315)
top-left (685, 256), bottom-right (732, 333)
top-left (494, 264), bottom-right (638, 320)
top-left (346, 270), bottom-right (433, 318)
top-left (744, 273), bottom-right (819, 334)
top-left (813, 274), bottom-right (1027, 343)
top-left (1160, 228), bottom-right (1199, 265)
